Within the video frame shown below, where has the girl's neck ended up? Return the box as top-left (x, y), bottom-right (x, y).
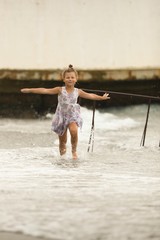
top-left (65, 85), bottom-right (75, 93)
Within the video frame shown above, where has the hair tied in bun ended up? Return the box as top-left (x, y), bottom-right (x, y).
top-left (69, 64), bottom-right (73, 68)
top-left (62, 64), bottom-right (78, 79)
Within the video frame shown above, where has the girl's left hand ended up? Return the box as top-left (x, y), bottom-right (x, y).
top-left (102, 93), bottom-right (110, 100)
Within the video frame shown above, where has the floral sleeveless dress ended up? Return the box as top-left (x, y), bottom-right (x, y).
top-left (51, 87), bottom-right (83, 136)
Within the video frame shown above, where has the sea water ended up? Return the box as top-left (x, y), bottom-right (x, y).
top-left (0, 104), bottom-right (160, 240)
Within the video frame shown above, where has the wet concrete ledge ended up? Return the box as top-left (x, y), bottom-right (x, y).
top-left (0, 68), bottom-right (160, 118)
top-left (1, 68), bottom-right (160, 81)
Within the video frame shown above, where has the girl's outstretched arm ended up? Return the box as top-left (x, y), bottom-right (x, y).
top-left (79, 89), bottom-right (110, 100)
top-left (21, 87), bottom-right (61, 95)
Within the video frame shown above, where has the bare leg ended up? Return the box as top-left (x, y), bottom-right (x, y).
top-left (68, 122), bottom-right (78, 160)
top-left (58, 130), bottom-right (67, 156)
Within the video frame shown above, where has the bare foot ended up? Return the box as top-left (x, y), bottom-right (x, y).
top-left (72, 152), bottom-right (78, 160)
top-left (60, 148), bottom-right (66, 156)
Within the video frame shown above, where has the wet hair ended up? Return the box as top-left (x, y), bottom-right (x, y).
top-left (62, 64), bottom-right (78, 79)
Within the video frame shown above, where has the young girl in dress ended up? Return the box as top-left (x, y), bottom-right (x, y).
top-left (21, 65), bottom-right (110, 160)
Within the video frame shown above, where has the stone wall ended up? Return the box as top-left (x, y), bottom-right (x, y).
top-left (0, 68), bottom-right (159, 118)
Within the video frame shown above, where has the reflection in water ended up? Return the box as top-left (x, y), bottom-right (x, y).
top-left (0, 104), bottom-right (160, 240)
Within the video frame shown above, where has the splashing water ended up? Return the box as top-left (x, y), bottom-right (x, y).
top-left (0, 104), bottom-right (160, 240)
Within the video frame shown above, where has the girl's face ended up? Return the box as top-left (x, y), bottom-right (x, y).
top-left (63, 72), bottom-right (77, 87)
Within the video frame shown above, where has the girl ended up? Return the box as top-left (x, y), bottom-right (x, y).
top-left (21, 65), bottom-right (110, 160)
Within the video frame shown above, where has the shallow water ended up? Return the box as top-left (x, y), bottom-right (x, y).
top-left (0, 104), bottom-right (160, 240)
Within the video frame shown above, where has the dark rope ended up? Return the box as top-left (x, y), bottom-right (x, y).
top-left (82, 88), bottom-right (160, 100)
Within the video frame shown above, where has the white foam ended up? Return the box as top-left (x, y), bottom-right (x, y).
top-left (0, 104), bottom-right (160, 240)
top-left (81, 107), bottom-right (139, 132)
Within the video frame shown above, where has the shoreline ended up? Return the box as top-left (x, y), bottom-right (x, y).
top-left (0, 232), bottom-right (51, 240)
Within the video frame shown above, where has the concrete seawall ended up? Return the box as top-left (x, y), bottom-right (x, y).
top-left (0, 68), bottom-right (160, 118)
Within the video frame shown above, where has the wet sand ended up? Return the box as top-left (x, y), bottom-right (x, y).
top-left (0, 232), bottom-right (50, 240)
top-left (0, 118), bottom-right (55, 149)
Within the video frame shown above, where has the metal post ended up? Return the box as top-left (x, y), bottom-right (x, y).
top-left (140, 99), bottom-right (151, 146)
top-left (87, 100), bottom-right (96, 152)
